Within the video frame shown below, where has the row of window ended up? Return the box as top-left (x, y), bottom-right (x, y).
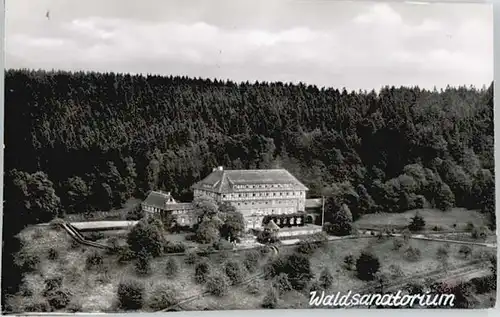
top-left (233, 183), bottom-right (294, 190)
top-left (222, 191), bottom-right (304, 199)
top-left (234, 200), bottom-right (296, 207)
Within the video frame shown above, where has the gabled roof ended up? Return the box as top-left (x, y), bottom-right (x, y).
top-left (191, 168), bottom-right (309, 193)
top-left (265, 220), bottom-right (280, 231)
top-left (142, 191), bottom-right (171, 208)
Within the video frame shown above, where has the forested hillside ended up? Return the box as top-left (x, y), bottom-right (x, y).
top-left (3, 69), bottom-right (495, 229)
top-left (1, 69), bottom-right (495, 305)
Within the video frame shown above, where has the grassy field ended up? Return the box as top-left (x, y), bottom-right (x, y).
top-left (7, 222), bottom-right (496, 313)
top-left (354, 208), bottom-right (490, 231)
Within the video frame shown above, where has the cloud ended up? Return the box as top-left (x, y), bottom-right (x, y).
top-left (5, 2), bottom-right (493, 91)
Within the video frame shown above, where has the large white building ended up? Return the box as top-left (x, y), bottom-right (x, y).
top-left (191, 167), bottom-right (309, 229)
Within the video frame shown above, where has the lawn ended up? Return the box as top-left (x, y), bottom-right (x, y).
top-left (7, 224), bottom-right (496, 313)
top-left (355, 208), bottom-right (490, 231)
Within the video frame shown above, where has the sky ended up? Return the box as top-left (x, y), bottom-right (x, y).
top-left (5, 0), bottom-right (493, 91)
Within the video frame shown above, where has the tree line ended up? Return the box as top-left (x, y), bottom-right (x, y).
top-left (1, 68), bottom-right (495, 307)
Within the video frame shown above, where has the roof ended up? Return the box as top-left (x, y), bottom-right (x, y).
top-left (305, 198), bottom-right (323, 209)
top-left (142, 191), bottom-right (180, 210)
top-left (191, 168), bottom-right (309, 194)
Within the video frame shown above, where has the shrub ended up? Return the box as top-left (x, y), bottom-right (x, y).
top-left (47, 248), bottom-right (59, 261)
top-left (266, 254), bottom-right (314, 290)
top-left (401, 228), bottom-right (412, 242)
top-left (436, 245), bottom-right (449, 261)
top-left (308, 280), bottom-right (323, 293)
top-left (272, 273), bottom-right (293, 295)
top-left (388, 264), bottom-right (404, 279)
top-left (117, 279), bottom-right (145, 310)
top-left (432, 225), bottom-right (443, 232)
top-left (404, 246), bottom-right (422, 262)
top-left (66, 299), bottom-right (83, 313)
top-left (165, 257), bottom-right (179, 278)
top-left (184, 251), bottom-right (199, 265)
top-left (135, 252), bottom-right (152, 276)
top-left (70, 239), bottom-right (80, 249)
top-left (87, 232), bottom-right (105, 241)
top-left (243, 250), bottom-right (260, 272)
top-left (470, 276), bottom-right (496, 294)
top-left (43, 276), bottom-right (63, 296)
top-left (471, 226), bottom-right (489, 240)
top-left (262, 288), bottom-right (279, 309)
top-left (147, 283), bottom-right (179, 310)
top-left (117, 247), bottom-right (135, 264)
top-left (85, 251), bottom-right (104, 270)
top-left (296, 240), bottom-right (317, 255)
top-left (46, 289), bottom-right (73, 310)
top-left (343, 254), bottom-right (355, 270)
top-left (257, 230), bottom-right (279, 244)
top-left (356, 251), bottom-right (380, 281)
top-left (17, 252), bottom-right (41, 272)
top-left (205, 273), bottom-right (230, 297)
top-left (213, 239), bottom-right (234, 251)
top-left (224, 260), bottom-right (246, 285)
top-left (106, 237), bottom-right (121, 255)
top-left (319, 268), bottom-right (334, 290)
top-left (408, 213), bottom-right (425, 232)
top-left (458, 245), bottom-right (473, 259)
top-left (195, 260), bottom-right (212, 284)
top-left (163, 242), bottom-right (187, 254)
top-left (246, 279), bottom-right (262, 295)
top-left (392, 238), bottom-right (404, 250)
top-left (126, 204), bottom-right (146, 221)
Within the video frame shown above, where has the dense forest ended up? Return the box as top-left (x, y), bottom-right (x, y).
top-left (1, 69), bottom-right (495, 304)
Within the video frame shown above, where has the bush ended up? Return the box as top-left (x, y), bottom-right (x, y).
top-left (319, 268), bottom-right (334, 290)
top-left (470, 275), bottom-right (496, 294)
top-left (205, 273), bottom-right (230, 297)
top-left (392, 238), bottom-right (404, 250)
top-left (47, 248), bottom-right (59, 261)
top-left (356, 251), bottom-right (380, 281)
top-left (261, 288), bottom-right (279, 309)
top-left (388, 264), bottom-right (404, 279)
top-left (343, 254), bottom-right (355, 270)
top-left (66, 299), bottom-right (83, 313)
top-left (163, 242), bottom-right (187, 254)
top-left (126, 204), bottom-right (146, 221)
top-left (471, 226), bottom-right (489, 240)
top-left (408, 213), bottom-right (425, 232)
top-left (106, 237), bottom-right (121, 255)
top-left (404, 246), bottom-right (422, 262)
top-left (46, 289), bottom-right (73, 310)
top-left (272, 273), bottom-right (293, 295)
top-left (432, 225), bottom-right (443, 232)
top-left (117, 247), bottom-right (135, 264)
top-left (195, 260), bottom-right (212, 284)
top-left (87, 232), bottom-right (105, 241)
top-left (296, 240), bottom-right (318, 255)
top-left (246, 279), bottom-right (262, 295)
top-left (17, 252), bottom-right (41, 272)
top-left (165, 257), bottom-right (179, 278)
top-left (43, 276), bottom-right (63, 296)
top-left (135, 252), bottom-right (152, 276)
top-left (243, 250), bottom-right (260, 272)
top-left (117, 279), bottom-right (145, 310)
top-left (257, 230), bottom-right (279, 244)
top-left (147, 283), bottom-right (179, 310)
top-left (224, 260), bottom-right (246, 285)
top-left (436, 245), bottom-right (449, 261)
top-left (270, 254), bottom-right (313, 290)
top-left (85, 251), bottom-right (104, 270)
top-left (70, 239), bottom-right (80, 249)
top-left (184, 251), bottom-right (199, 265)
top-left (458, 245), bottom-right (473, 259)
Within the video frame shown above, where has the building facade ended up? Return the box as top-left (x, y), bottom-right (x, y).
top-left (141, 191), bottom-right (198, 227)
top-left (191, 167), bottom-right (309, 230)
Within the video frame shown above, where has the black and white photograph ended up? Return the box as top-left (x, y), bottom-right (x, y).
top-left (1, 0), bottom-right (496, 313)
